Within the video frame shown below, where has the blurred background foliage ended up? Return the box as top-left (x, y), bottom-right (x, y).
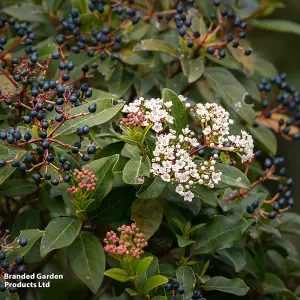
top-left (247, 0), bottom-right (300, 212)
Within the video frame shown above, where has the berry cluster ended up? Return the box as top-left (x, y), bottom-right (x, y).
top-left (0, 14), bottom-right (36, 70)
top-left (245, 152), bottom-right (294, 221)
top-left (0, 226), bottom-right (27, 293)
top-left (255, 73), bottom-right (300, 140)
top-left (164, 279), bottom-right (205, 300)
top-left (0, 43), bottom-right (98, 185)
top-left (103, 223), bottom-right (148, 259)
top-left (155, 0), bottom-right (252, 59)
top-left (67, 168), bottom-right (98, 197)
top-left (57, 0), bottom-right (142, 65)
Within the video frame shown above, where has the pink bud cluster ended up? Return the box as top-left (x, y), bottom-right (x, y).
top-left (66, 168), bottom-right (98, 196)
top-left (103, 223), bottom-right (148, 259)
top-left (119, 112), bottom-right (147, 127)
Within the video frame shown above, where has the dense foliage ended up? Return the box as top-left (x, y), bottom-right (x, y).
top-left (0, 0), bottom-right (300, 299)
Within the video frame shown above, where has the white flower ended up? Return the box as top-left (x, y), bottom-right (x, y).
top-left (184, 190), bottom-right (194, 202)
top-left (164, 101), bottom-right (173, 108)
top-left (175, 184), bottom-right (184, 194)
top-left (203, 127), bottom-right (211, 135)
top-left (152, 122), bottom-right (163, 133)
top-left (161, 173), bottom-right (171, 182)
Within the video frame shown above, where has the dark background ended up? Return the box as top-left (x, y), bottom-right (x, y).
top-left (248, 0), bottom-right (300, 213)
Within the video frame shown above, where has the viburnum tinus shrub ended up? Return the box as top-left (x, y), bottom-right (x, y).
top-left (0, 0), bottom-right (300, 299)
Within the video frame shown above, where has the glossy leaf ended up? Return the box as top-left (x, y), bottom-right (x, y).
top-left (137, 178), bottom-right (167, 199)
top-left (193, 216), bottom-right (252, 254)
top-left (131, 198), bottom-right (163, 241)
top-left (104, 268), bottom-right (129, 282)
top-left (181, 57), bottom-right (205, 83)
top-left (162, 88), bottom-right (188, 134)
top-left (133, 39), bottom-right (177, 57)
top-left (202, 276), bottom-right (249, 296)
top-left (143, 275), bottom-right (168, 293)
top-left (204, 68), bottom-right (255, 124)
top-left (246, 125), bottom-right (277, 155)
top-left (193, 185), bottom-right (218, 206)
top-left (7, 229), bottom-right (44, 262)
top-left (67, 233), bottom-right (105, 294)
top-left (40, 217), bottom-right (82, 257)
top-left (0, 179), bottom-right (36, 197)
top-left (11, 209), bottom-right (40, 241)
top-left (218, 247), bottom-right (246, 272)
top-left (249, 19), bottom-right (300, 35)
top-left (216, 164), bottom-right (251, 189)
top-left (176, 266), bottom-right (196, 297)
top-left (123, 156), bottom-right (151, 185)
top-left (54, 99), bottom-right (123, 137)
top-left (88, 154), bottom-right (120, 210)
top-left (136, 257), bottom-right (153, 277)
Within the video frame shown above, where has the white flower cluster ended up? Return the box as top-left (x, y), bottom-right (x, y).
top-left (150, 128), bottom-right (222, 202)
top-left (193, 103), bottom-right (254, 162)
top-left (121, 97), bottom-right (174, 133)
top-left (228, 131), bottom-right (254, 163)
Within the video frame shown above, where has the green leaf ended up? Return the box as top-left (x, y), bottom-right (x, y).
top-left (172, 218), bottom-right (185, 233)
top-left (162, 88), bottom-right (188, 134)
top-left (104, 268), bottom-right (129, 282)
top-left (0, 145), bottom-right (26, 185)
top-left (131, 198), bottom-right (163, 241)
top-left (2, 4), bottom-right (48, 23)
top-left (118, 49), bottom-right (149, 65)
top-left (0, 179), bottom-right (36, 197)
top-left (193, 216), bottom-right (252, 254)
top-left (176, 266), bottom-right (196, 297)
top-left (11, 209), bottom-right (40, 241)
top-left (189, 223), bottom-right (206, 234)
top-left (40, 184), bottom-right (66, 216)
top-left (216, 164), bottom-right (251, 189)
top-left (88, 154), bottom-right (119, 210)
top-left (53, 99), bottom-right (123, 137)
top-left (123, 156), bottom-right (151, 185)
top-left (246, 125), bottom-right (277, 155)
top-left (264, 273), bottom-right (298, 299)
top-left (89, 187), bottom-right (135, 224)
top-left (7, 229), bottom-right (44, 262)
top-left (193, 185), bottom-right (218, 206)
top-left (176, 235), bottom-right (195, 248)
top-left (202, 276), bottom-right (249, 296)
top-left (160, 264), bottom-right (176, 279)
top-left (254, 56), bottom-right (277, 77)
top-left (180, 57), bottom-right (205, 83)
top-left (143, 275), bottom-right (168, 293)
top-left (67, 233), bottom-right (105, 294)
top-left (108, 66), bottom-right (134, 97)
top-left (137, 178), bottom-right (166, 199)
top-left (218, 247), bottom-right (246, 272)
top-left (125, 288), bottom-right (138, 296)
top-left (133, 40), bottom-right (177, 57)
top-left (204, 68), bottom-right (255, 124)
top-left (136, 257), bottom-right (153, 277)
top-left (40, 217), bottom-right (82, 257)
top-left (249, 19), bottom-right (300, 35)
top-left (0, 74), bottom-right (17, 95)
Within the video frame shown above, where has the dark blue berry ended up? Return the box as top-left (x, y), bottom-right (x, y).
top-left (51, 179), bottom-right (60, 186)
top-left (88, 104), bottom-right (97, 113)
top-left (82, 125), bottom-right (89, 134)
top-left (52, 51), bottom-right (60, 60)
top-left (82, 154), bottom-right (90, 161)
top-left (32, 173), bottom-right (41, 182)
